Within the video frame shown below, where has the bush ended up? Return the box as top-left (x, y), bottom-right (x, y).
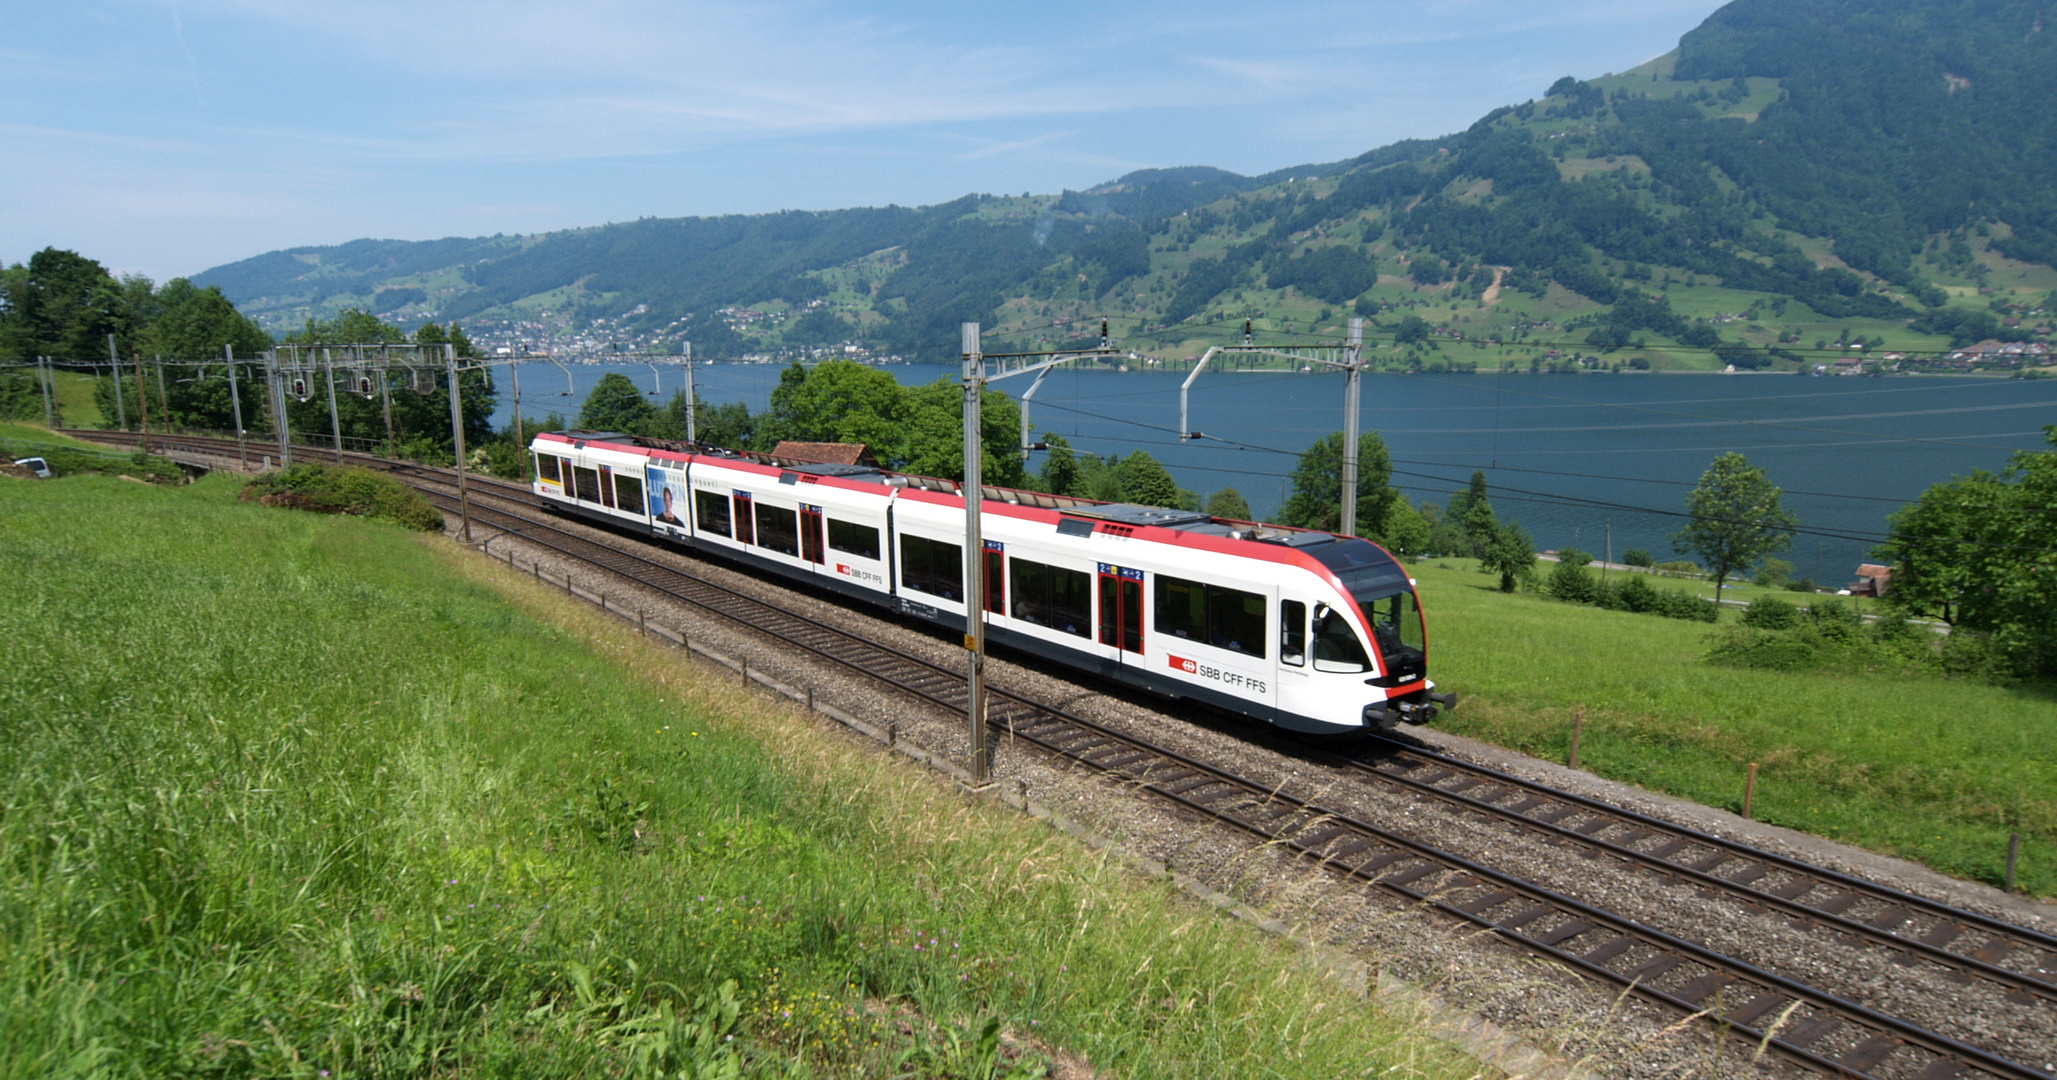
top-left (1546, 550), bottom-right (1597, 603)
top-left (1741, 597), bottom-right (1800, 630)
top-left (1653, 588), bottom-right (1719, 622)
top-left (1621, 548), bottom-right (1654, 568)
top-left (1653, 560), bottom-right (1701, 576)
top-left (1805, 599), bottom-right (1863, 643)
top-left (1786, 577), bottom-right (1817, 593)
top-left (1603, 574), bottom-right (1660, 613)
top-left (241, 464), bottom-right (445, 531)
top-left (1753, 557), bottom-right (1794, 590)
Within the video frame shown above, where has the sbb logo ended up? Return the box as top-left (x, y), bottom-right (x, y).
top-left (1171, 655), bottom-right (1198, 675)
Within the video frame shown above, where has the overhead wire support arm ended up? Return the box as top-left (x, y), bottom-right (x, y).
top-left (1181, 318), bottom-right (1367, 535)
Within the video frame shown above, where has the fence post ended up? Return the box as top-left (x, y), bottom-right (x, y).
top-left (2006, 832), bottom-right (2021, 892)
top-left (1568, 708), bottom-right (1585, 770)
top-left (1743, 762), bottom-right (1759, 820)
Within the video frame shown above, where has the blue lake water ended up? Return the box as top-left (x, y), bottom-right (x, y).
top-left (490, 361), bottom-right (2057, 585)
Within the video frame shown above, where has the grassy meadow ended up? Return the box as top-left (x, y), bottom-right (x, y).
top-left (1415, 559), bottom-right (2055, 896)
top-left (0, 474), bottom-right (1479, 1080)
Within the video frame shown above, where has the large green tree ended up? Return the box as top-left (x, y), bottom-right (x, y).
top-left (748, 360), bottom-right (903, 453)
top-left (896, 377), bottom-right (1026, 488)
top-left (1874, 429), bottom-right (2057, 669)
top-left (1279, 430), bottom-right (1399, 539)
top-left (1671, 451), bottom-right (1797, 607)
top-left (1115, 450), bottom-right (1181, 509)
top-left (3, 248), bottom-right (129, 360)
top-left (578, 373), bottom-right (659, 433)
top-left (1481, 520), bottom-right (1538, 592)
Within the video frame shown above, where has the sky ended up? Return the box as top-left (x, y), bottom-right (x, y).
top-left (4, 0), bottom-right (1727, 284)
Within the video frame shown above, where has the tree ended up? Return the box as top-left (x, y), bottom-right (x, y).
top-left (749, 360), bottom-right (903, 454)
top-left (142, 279), bottom-right (271, 359)
top-left (1116, 451), bottom-right (1180, 508)
top-left (4, 248), bottom-right (128, 359)
top-left (1444, 470), bottom-right (1499, 555)
top-left (1873, 429), bottom-right (2057, 670)
top-left (1481, 521), bottom-right (1537, 592)
top-left (1279, 430), bottom-right (1398, 538)
top-left (1038, 433), bottom-right (1082, 497)
top-left (896, 377), bottom-right (1025, 488)
top-left (1380, 498), bottom-right (1433, 556)
top-left (1671, 452), bottom-right (1797, 608)
top-left (1621, 548), bottom-right (1655, 568)
top-left (578, 373), bottom-right (658, 433)
top-left (1205, 487), bottom-right (1253, 521)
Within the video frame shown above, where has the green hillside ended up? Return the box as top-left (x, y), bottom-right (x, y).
top-left (192, 0), bottom-right (2057, 370)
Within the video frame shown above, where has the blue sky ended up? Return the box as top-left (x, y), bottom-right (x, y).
top-left (5, 0), bottom-right (1725, 283)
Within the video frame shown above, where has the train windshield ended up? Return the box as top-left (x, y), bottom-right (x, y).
top-left (1314, 539), bottom-right (1426, 675)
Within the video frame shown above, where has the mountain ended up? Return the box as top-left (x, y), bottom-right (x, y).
top-left (195, 0), bottom-right (2057, 368)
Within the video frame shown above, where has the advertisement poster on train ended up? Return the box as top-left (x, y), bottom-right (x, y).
top-left (648, 464), bottom-right (688, 534)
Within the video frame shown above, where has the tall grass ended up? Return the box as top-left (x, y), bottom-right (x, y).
top-left (1418, 559), bottom-right (2056, 896)
top-left (0, 476), bottom-right (1477, 1079)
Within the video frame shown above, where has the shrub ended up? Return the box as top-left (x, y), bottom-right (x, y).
top-left (241, 464), bottom-right (444, 531)
top-left (1741, 597), bottom-right (1800, 630)
top-left (1786, 577), bottom-right (1817, 593)
top-left (1653, 560), bottom-right (1701, 576)
top-left (1805, 598), bottom-right (1863, 642)
top-left (1753, 557), bottom-right (1794, 590)
top-left (1607, 574), bottom-right (1660, 613)
top-left (1621, 548), bottom-right (1654, 568)
top-left (1546, 550), bottom-right (1597, 603)
top-left (1654, 589), bottom-right (1720, 622)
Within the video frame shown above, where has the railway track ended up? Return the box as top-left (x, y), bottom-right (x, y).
top-left (79, 429), bottom-right (2057, 1080)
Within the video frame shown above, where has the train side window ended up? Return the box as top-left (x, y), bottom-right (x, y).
top-left (1011, 558), bottom-right (1090, 638)
top-left (1281, 600), bottom-right (1306, 667)
top-left (1155, 575), bottom-right (1266, 659)
top-left (695, 490), bottom-right (732, 537)
top-left (827, 517), bottom-right (881, 560)
top-left (614, 471), bottom-right (644, 513)
top-left (756, 503), bottom-right (799, 555)
top-left (1311, 604), bottom-right (1372, 674)
top-left (571, 465), bottom-right (599, 502)
top-left (535, 453), bottom-right (559, 484)
top-left (901, 534), bottom-right (963, 601)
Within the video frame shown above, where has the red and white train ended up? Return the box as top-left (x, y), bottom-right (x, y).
top-left (530, 430), bottom-right (1453, 736)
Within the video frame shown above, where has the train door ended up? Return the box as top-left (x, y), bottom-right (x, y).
top-left (734, 493), bottom-right (756, 546)
top-left (983, 541), bottom-right (1005, 616)
top-left (1097, 564), bottom-right (1144, 657)
top-left (598, 465), bottom-right (617, 510)
top-left (800, 504), bottom-right (826, 565)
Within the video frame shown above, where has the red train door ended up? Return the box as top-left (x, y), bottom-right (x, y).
top-left (984, 541), bottom-right (1005, 616)
top-left (734, 492), bottom-right (755, 545)
top-left (1097, 564), bottom-right (1143, 656)
top-left (800, 504), bottom-right (825, 565)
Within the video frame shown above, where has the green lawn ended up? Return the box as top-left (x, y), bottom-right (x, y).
top-left (0, 475), bottom-right (1476, 1080)
top-left (1416, 559), bottom-right (2055, 895)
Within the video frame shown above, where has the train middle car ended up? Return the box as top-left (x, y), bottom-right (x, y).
top-left (529, 430), bottom-right (1452, 736)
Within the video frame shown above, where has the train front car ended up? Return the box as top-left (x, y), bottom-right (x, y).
top-left (1256, 531), bottom-right (1451, 735)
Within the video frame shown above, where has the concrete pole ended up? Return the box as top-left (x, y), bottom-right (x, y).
top-left (38, 356), bottom-right (54, 427)
top-left (446, 346), bottom-right (473, 542)
top-left (323, 348), bottom-right (344, 462)
top-left (107, 334), bottom-right (127, 431)
top-left (379, 350), bottom-right (395, 452)
top-left (510, 360), bottom-right (527, 481)
top-left (961, 322), bottom-right (990, 784)
top-left (684, 342), bottom-right (696, 444)
top-left (225, 344), bottom-right (247, 468)
top-left (1341, 317), bottom-right (1363, 536)
top-left (268, 350), bottom-right (291, 467)
top-left (132, 350), bottom-right (151, 451)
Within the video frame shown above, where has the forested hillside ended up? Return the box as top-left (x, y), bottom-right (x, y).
top-left (190, 0), bottom-right (2057, 370)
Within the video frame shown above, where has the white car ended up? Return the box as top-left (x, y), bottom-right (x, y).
top-left (13, 457), bottom-right (51, 479)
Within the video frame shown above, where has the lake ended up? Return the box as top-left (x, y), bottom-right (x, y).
top-left (489, 361), bottom-right (2057, 585)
